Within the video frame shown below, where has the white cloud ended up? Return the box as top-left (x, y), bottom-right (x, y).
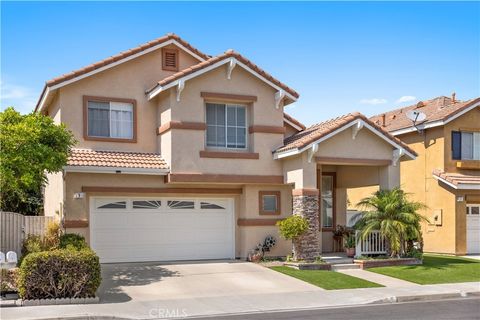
top-left (396, 95), bottom-right (417, 104)
top-left (0, 81), bottom-right (37, 113)
top-left (359, 98), bottom-right (388, 105)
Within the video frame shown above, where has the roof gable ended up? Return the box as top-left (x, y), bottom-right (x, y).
top-left (370, 96), bottom-right (480, 135)
top-left (36, 34), bottom-right (209, 112)
top-left (275, 112), bottom-right (417, 160)
top-left (146, 50), bottom-right (299, 104)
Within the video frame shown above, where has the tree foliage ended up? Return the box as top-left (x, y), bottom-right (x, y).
top-left (354, 188), bottom-right (427, 257)
top-left (0, 107), bottom-right (76, 214)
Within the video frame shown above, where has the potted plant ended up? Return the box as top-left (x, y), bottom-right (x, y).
top-left (344, 234), bottom-right (356, 258)
top-left (332, 225), bottom-right (346, 251)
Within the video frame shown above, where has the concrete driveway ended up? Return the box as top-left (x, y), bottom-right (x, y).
top-left (98, 260), bottom-right (321, 303)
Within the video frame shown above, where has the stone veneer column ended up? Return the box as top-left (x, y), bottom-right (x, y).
top-left (292, 189), bottom-right (321, 261)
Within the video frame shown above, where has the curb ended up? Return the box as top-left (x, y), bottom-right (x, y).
top-left (372, 291), bottom-right (480, 304)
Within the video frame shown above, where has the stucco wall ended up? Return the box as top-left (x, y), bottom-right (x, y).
top-left (51, 44), bottom-right (200, 153)
top-left (395, 107), bottom-right (480, 254)
top-left (315, 127), bottom-right (394, 160)
top-left (444, 106), bottom-right (480, 173)
top-left (63, 172), bottom-right (292, 258)
top-left (159, 66), bottom-right (285, 175)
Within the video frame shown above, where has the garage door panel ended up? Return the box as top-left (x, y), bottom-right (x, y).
top-left (90, 197), bottom-right (234, 262)
top-left (467, 210), bottom-right (480, 254)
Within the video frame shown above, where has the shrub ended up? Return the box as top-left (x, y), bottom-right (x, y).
top-left (18, 248), bottom-right (101, 300)
top-left (21, 234), bottom-right (44, 258)
top-left (43, 221), bottom-right (62, 250)
top-left (0, 268), bottom-right (18, 293)
top-left (276, 215), bottom-right (309, 240)
top-left (405, 247), bottom-right (423, 260)
top-left (59, 233), bottom-right (88, 251)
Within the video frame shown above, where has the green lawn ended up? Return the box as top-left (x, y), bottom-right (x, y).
top-left (270, 266), bottom-right (383, 290)
top-left (369, 255), bottom-right (480, 285)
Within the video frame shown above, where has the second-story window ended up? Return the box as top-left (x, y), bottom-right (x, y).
top-left (87, 100), bottom-right (134, 140)
top-left (206, 103), bottom-right (246, 149)
top-left (452, 131), bottom-right (480, 160)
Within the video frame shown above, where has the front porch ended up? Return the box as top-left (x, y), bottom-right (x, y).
top-left (276, 113), bottom-right (417, 260)
top-left (317, 160), bottom-right (392, 255)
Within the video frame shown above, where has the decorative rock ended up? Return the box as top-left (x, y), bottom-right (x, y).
top-left (292, 195), bottom-right (321, 261)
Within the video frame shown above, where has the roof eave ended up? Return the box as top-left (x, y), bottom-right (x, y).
top-left (64, 165), bottom-right (169, 175)
top-left (432, 174), bottom-right (480, 190)
top-left (35, 38), bottom-right (208, 113)
top-left (274, 118), bottom-right (417, 160)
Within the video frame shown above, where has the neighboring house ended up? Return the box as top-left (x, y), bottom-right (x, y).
top-left (351, 96), bottom-right (479, 255)
top-left (37, 34), bottom-right (416, 263)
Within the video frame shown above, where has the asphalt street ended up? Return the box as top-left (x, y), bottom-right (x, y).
top-left (191, 297), bottom-right (480, 320)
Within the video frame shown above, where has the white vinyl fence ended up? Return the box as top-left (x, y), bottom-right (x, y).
top-left (355, 230), bottom-right (387, 257)
top-left (0, 211), bottom-right (55, 256)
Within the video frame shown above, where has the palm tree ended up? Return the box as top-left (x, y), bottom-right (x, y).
top-left (354, 188), bottom-right (427, 257)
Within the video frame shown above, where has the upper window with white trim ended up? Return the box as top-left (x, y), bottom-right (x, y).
top-left (85, 96), bottom-right (135, 141)
top-left (206, 103), bottom-right (247, 149)
top-left (452, 131), bottom-right (480, 160)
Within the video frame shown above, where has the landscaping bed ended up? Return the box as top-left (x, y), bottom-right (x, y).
top-left (270, 266), bottom-right (383, 290)
top-left (369, 255), bottom-right (480, 284)
top-left (354, 257), bottom-right (421, 269)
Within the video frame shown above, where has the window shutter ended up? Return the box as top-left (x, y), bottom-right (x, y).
top-left (452, 131), bottom-right (461, 160)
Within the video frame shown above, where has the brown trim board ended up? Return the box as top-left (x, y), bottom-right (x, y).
top-left (199, 151), bottom-right (259, 159)
top-left (237, 218), bottom-right (282, 226)
top-left (292, 188), bottom-right (319, 196)
top-left (316, 156), bottom-right (392, 166)
top-left (201, 92), bottom-right (257, 102)
top-left (82, 186), bottom-right (243, 195)
top-left (157, 121), bottom-right (206, 135)
top-left (166, 173), bottom-right (284, 184)
top-left (64, 220), bottom-right (89, 228)
top-left (83, 95), bottom-right (137, 143)
top-left (249, 125), bottom-right (286, 134)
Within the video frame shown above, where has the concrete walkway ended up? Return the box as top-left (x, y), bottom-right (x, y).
top-left (337, 269), bottom-right (419, 287)
top-left (2, 282), bottom-right (479, 320)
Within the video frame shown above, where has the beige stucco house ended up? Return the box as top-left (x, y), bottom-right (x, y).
top-left (37, 34), bottom-right (416, 263)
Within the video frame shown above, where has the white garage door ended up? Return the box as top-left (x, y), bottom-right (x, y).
top-left (90, 197), bottom-right (235, 263)
top-left (467, 204), bottom-right (480, 254)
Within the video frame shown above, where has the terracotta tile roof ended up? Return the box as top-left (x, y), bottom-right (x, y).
top-left (284, 112), bottom-right (306, 130)
top-left (146, 50), bottom-right (299, 99)
top-left (433, 169), bottom-right (480, 188)
top-left (370, 96), bottom-right (480, 133)
top-left (276, 112), bottom-right (417, 156)
top-left (67, 148), bottom-right (169, 170)
top-left (45, 34), bottom-right (209, 88)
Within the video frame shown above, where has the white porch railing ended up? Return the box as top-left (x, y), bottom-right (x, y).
top-left (355, 230), bottom-right (387, 257)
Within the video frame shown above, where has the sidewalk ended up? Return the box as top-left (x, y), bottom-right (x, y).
top-left (1, 282), bottom-right (479, 320)
top-left (337, 269), bottom-right (419, 288)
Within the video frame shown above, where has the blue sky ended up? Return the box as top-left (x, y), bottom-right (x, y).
top-left (1, 1), bottom-right (479, 125)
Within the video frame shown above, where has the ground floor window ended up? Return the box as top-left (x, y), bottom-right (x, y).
top-left (467, 204), bottom-right (480, 215)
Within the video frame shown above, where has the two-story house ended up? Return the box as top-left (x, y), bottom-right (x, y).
top-left (37, 34), bottom-right (416, 263)
top-left (366, 96), bottom-right (480, 255)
